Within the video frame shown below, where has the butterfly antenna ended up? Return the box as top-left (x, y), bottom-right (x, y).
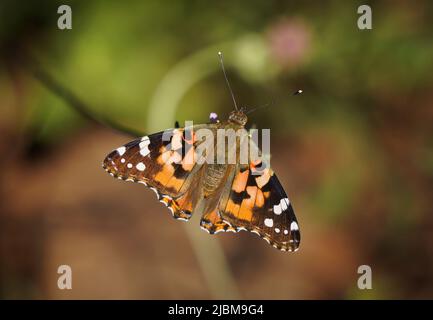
top-left (246, 99), bottom-right (275, 115)
top-left (218, 51), bottom-right (239, 111)
top-left (246, 89), bottom-right (303, 115)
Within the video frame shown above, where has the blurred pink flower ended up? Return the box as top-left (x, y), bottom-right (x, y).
top-left (267, 19), bottom-right (311, 68)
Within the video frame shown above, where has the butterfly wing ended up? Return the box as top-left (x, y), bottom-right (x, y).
top-left (103, 122), bottom-right (300, 251)
top-left (202, 129), bottom-right (300, 252)
top-left (103, 124), bottom-right (211, 220)
top-left (220, 163), bottom-right (300, 251)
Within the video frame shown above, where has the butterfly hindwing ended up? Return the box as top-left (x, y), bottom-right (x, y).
top-left (197, 127), bottom-right (300, 252)
top-left (216, 162), bottom-right (300, 252)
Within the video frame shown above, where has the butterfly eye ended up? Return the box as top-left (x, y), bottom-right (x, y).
top-left (209, 112), bottom-right (219, 123)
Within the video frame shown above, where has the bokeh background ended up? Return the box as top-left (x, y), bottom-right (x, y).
top-left (1, 0), bottom-right (433, 299)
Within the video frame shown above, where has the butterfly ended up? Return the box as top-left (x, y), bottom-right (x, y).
top-left (102, 53), bottom-right (300, 252)
top-left (102, 109), bottom-right (300, 252)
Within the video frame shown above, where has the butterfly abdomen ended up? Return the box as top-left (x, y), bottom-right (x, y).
top-left (202, 164), bottom-right (228, 197)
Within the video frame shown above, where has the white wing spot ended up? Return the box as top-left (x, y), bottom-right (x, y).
top-left (273, 203), bottom-right (282, 214)
top-left (264, 218), bottom-right (274, 228)
top-left (136, 162), bottom-right (146, 171)
top-left (275, 228), bottom-right (280, 233)
top-left (273, 198), bottom-right (290, 215)
top-left (120, 158), bottom-right (126, 163)
top-left (284, 229), bottom-right (289, 235)
top-left (281, 198), bottom-right (288, 210)
top-left (116, 146), bottom-right (126, 156)
top-left (171, 130), bottom-right (183, 149)
top-left (139, 139), bottom-right (151, 156)
top-left (127, 163), bottom-right (133, 169)
top-left (290, 221), bottom-right (299, 231)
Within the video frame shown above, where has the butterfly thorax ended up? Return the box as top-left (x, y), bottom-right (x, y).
top-left (228, 110), bottom-right (248, 126)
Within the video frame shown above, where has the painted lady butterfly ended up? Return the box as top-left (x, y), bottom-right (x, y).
top-left (102, 53), bottom-right (300, 252)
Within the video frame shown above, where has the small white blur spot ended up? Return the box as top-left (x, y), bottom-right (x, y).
top-left (117, 146), bottom-right (126, 156)
top-left (136, 162), bottom-right (146, 171)
top-left (264, 218), bottom-right (273, 228)
top-left (290, 221), bottom-right (299, 231)
top-left (273, 204), bottom-right (282, 215)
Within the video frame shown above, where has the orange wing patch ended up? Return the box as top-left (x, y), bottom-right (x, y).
top-left (255, 168), bottom-right (273, 188)
top-left (165, 176), bottom-right (184, 191)
top-left (255, 188), bottom-right (265, 208)
top-left (225, 199), bottom-right (240, 217)
top-left (237, 186), bottom-right (257, 221)
top-left (232, 169), bottom-right (249, 193)
top-left (154, 163), bottom-right (175, 185)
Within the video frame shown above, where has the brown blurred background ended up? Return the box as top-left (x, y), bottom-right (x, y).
top-left (1, 0), bottom-right (433, 299)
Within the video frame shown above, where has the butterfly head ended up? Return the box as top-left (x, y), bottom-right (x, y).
top-left (228, 109), bottom-right (248, 126)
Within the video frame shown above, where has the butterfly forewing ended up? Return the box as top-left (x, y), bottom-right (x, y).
top-left (103, 124), bottom-right (220, 220)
